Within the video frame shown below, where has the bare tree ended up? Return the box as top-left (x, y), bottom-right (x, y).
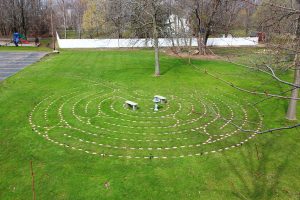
top-left (128, 0), bottom-right (171, 76)
top-left (82, 0), bottom-right (106, 38)
top-left (183, 0), bottom-right (221, 55)
top-left (204, 0), bottom-right (300, 124)
top-left (73, 0), bottom-right (86, 39)
top-left (57, 0), bottom-right (67, 38)
top-left (0, 0), bottom-right (50, 37)
top-left (105, 0), bottom-right (130, 38)
top-left (167, 0), bottom-right (192, 50)
top-left (238, 0), bottom-right (300, 120)
top-left (215, 0), bottom-right (243, 37)
top-left (286, 0), bottom-right (300, 120)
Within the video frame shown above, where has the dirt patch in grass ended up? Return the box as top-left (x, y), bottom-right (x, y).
top-left (163, 49), bottom-right (225, 61)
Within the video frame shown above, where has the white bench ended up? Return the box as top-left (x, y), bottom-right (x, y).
top-left (125, 100), bottom-right (138, 110)
top-left (154, 95), bottom-right (167, 103)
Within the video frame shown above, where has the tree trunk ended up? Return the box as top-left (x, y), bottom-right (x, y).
top-left (169, 18), bottom-right (176, 49)
top-left (154, 38), bottom-right (160, 76)
top-left (50, 0), bottom-right (56, 51)
top-left (197, 35), bottom-right (206, 55)
top-left (62, 0), bottom-right (67, 39)
top-left (78, 24), bottom-right (82, 39)
top-left (245, 6), bottom-right (250, 36)
top-left (188, 36), bottom-right (192, 64)
top-left (286, 56), bottom-right (300, 120)
top-left (12, 0), bottom-right (17, 33)
top-left (286, 2), bottom-right (300, 120)
top-left (20, 0), bottom-right (27, 36)
top-left (194, 4), bottom-right (205, 55)
top-left (153, 15), bottom-right (160, 76)
top-left (175, 16), bottom-right (180, 48)
top-left (203, 29), bottom-right (211, 54)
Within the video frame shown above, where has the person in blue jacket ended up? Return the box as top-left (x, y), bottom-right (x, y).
top-left (13, 31), bottom-right (20, 47)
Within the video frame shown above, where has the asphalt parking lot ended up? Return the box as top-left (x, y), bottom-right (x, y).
top-left (0, 52), bottom-right (47, 81)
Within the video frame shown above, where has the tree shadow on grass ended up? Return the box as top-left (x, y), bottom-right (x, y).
top-left (159, 59), bottom-right (187, 76)
top-left (222, 136), bottom-right (293, 200)
top-left (160, 67), bottom-right (173, 76)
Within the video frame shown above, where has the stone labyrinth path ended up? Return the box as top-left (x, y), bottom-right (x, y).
top-left (29, 81), bottom-right (263, 159)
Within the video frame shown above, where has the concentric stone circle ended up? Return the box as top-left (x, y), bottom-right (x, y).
top-left (29, 81), bottom-right (263, 159)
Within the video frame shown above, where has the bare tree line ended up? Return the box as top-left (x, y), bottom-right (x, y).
top-left (0, 1), bottom-right (256, 38)
top-left (0, 0), bottom-right (51, 37)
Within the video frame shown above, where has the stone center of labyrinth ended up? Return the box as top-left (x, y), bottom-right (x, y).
top-left (29, 83), bottom-right (263, 159)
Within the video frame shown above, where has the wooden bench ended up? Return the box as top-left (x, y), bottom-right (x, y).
top-left (154, 95), bottom-right (167, 103)
top-left (125, 100), bottom-right (138, 110)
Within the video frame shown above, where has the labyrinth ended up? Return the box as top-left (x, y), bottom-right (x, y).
top-left (29, 80), bottom-right (263, 160)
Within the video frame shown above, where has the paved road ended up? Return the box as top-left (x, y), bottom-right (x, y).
top-left (0, 52), bottom-right (47, 81)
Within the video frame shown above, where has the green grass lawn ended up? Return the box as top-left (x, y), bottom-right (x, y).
top-left (0, 49), bottom-right (299, 199)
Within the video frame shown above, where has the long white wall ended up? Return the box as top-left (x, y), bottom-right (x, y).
top-left (57, 34), bottom-right (258, 49)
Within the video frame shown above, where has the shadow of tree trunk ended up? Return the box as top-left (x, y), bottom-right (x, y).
top-left (223, 136), bottom-right (292, 200)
